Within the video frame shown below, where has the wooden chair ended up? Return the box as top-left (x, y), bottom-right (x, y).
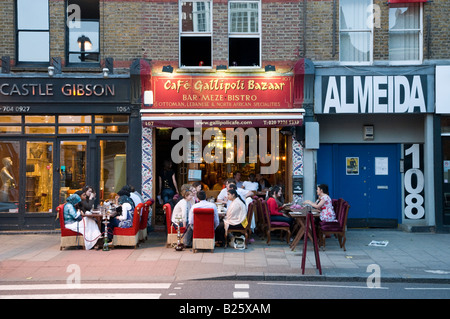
top-left (57, 203), bottom-right (85, 250)
top-left (112, 203), bottom-right (143, 249)
top-left (319, 199), bottom-right (350, 251)
top-left (253, 197), bottom-right (268, 238)
top-left (261, 199), bottom-right (291, 245)
top-left (224, 199), bottom-right (255, 249)
top-left (163, 203), bottom-right (186, 247)
top-left (192, 208), bottom-right (215, 253)
top-left (139, 199), bottom-right (154, 242)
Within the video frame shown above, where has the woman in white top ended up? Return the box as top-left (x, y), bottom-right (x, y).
top-left (171, 189), bottom-right (194, 227)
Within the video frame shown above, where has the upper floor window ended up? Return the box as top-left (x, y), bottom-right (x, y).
top-left (228, 0), bottom-right (261, 68)
top-left (179, 1), bottom-right (212, 68)
top-left (16, 0), bottom-right (49, 63)
top-left (339, 0), bottom-right (372, 65)
top-left (66, 0), bottom-right (100, 65)
top-left (389, 3), bottom-right (422, 64)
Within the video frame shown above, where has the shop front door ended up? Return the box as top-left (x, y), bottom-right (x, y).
top-left (318, 144), bottom-right (401, 228)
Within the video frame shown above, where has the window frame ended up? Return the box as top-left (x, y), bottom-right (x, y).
top-left (228, 0), bottom-right (262, 69)
top-left (65, 0), bottom-right (101, 67)
top-left (339, 0), bottom-right (373, 66)
top-left (15, 0), bottom-right (50, 65)
top-left (179, 0), bottom-right (213, 69)
top-left (388, 3), bottom-right (423, 66)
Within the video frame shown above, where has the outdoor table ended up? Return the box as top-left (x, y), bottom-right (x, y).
top-left (288, 207), bottom-right (320, 251)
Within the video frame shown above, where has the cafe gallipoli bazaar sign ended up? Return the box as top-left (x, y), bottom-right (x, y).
top-left (150, 75), bottom-right (294, 109)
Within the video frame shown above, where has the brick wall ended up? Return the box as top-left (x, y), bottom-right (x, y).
top-left (0, 0), bottom-right (448, 70)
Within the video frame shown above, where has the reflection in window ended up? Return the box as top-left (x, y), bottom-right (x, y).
top-left (99, 141), bottom-right (127, 202)
top-left (339, 0), bottom-right (372, 64)
top-left (389, 4), bottom-right (421, 62)
top-left (67, 0), bottom-right (100, 64)
top-left (0, 142), bottom-right (20, 213)
top-left (17, 0), bottom-right (49, 63)
top-left (26, 142), bottom-right (53, 213)
top-left (180, 1), bottom-right (212, 67)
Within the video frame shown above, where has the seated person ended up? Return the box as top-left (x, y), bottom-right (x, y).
top-left (256, 173), bottom-right (271, 191)
top-left (303, 184), bottom-right (337, 222)
top-left (215, 189), bottom-right (248, 245)
top-left (266, 186), bottom-right (293, 227)
top-left (171, 188), bottom-right (194, 227)
top-left (64, 193), bottom-right (101, 250)
top-left (242, 173), bottom-right (259, 191)
top-left (106, 188), bottom-right (135, 241)
top-left (217, 179), bottom-right (253, 207)
top-left (184, 190), bottom-right (219, 247)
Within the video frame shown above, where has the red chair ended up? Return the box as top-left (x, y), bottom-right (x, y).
top-left (139, 199), bottom-right (154, 242)
top-left (57, 203), bottom-right (85, 250)
top-left (163, 203), bottom-right (186, 247)
top-left (192, 208), bottom-right (215, 253)
top-left (112, 203), bottom-right (143, 249)
top-left (261, 199), bottom-right (291, 245)
top-left (320, 199), bottom-right (350, 251)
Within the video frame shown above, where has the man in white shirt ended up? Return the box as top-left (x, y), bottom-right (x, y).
top-left (242, 173), bottom-right (259, 191)
top-left (184, 190), bottom-right (219, 247)
top-left (217, 179), bottom-right (253, 207)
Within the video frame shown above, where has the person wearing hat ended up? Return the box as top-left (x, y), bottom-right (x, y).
top-left (64, 193), bottom-right (101, 250)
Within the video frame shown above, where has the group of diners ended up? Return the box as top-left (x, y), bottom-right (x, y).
top-left (62, 184), bottom-right (144, 250)
top-left (170, 178), bottom-right (338, 248)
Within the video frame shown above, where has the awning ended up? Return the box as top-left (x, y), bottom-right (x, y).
top-left (388, 0), bottom-right (428, 3)
top-left (141, 109), bottom-right (304, 128)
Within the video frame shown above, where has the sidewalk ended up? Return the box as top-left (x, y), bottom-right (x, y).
top-left (1, 229), bottom-right (450, 284)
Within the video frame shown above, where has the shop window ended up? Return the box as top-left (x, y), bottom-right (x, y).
top-left (0, 142), bottom-right (20, 213)
top-left (16, 0), bottom-right (50, 63)
top-left (66, 0), bottom-right (100, 65)
top-left (389, 3), bottom-right (422, 64)
top-left (58, 126), bottom-right (92, 134)
top-left (95, 115), bottom-right (128, 124)
top-left (0, 116), bottom-right (21, 123)
top-left (25, 126), bottom-right (55, 134)
top-left (59, 141), bottom-right (87, 203)
top-left (59, 115), bottom-right (91, 124)
top-left (25, 116), bottom-right (55, 124)
top-left (26, 142), bottom-right (53, 213)
top-left (179, 0), bottom-right (212, 68)
top-left (99, 140), bottom-right (127, 202)
top-left (228, 0), bottom-right (261, 68)
top-left (339, 0), bottom-right (373, 64)
top-left (0, 127), bottom-right (21, 134)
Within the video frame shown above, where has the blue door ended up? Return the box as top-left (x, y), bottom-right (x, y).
top-left (318, 144), bottom-right (401, 227)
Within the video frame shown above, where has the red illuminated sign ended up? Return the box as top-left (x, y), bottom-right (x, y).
top-left (148, 75), bottom-right (294, 109)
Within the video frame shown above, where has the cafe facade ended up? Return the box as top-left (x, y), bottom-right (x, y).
top-left (0, 73), bottom-right (141, 230)
top-left (313, 65), bottom-right (436, 230)
top-left (434, 64), bottom-right (450, 232)
top-left (139, 59), bottom-right (315, 225)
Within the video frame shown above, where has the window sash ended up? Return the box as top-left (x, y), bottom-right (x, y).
top-left (339, 0), bottom-right (373, 64)
top-left (16, 0), bottom-right (49, 63)
top-left (66, 1), bottom-right (100, 64)
top-left (388, 3), bottom-right (422, 63)
top-left (180, 1), bottom-right (212, 34)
